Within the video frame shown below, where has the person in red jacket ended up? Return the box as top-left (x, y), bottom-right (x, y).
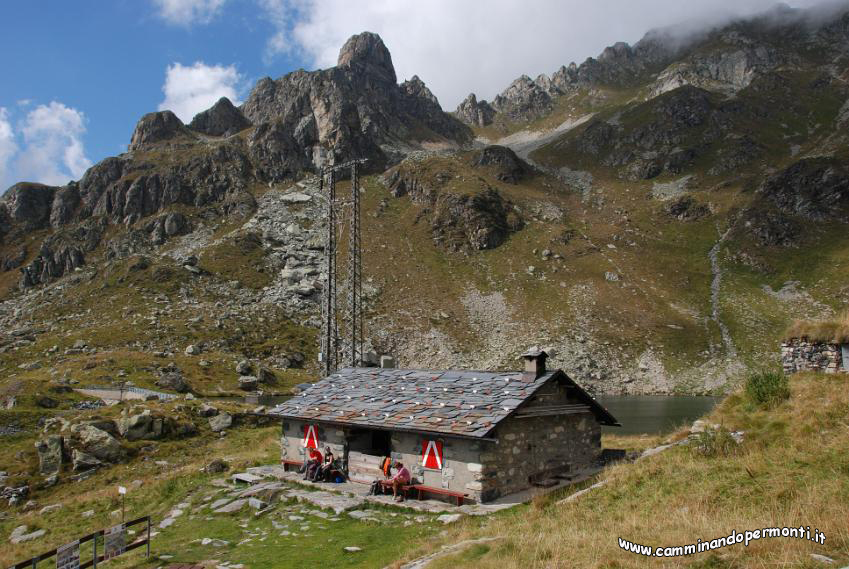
top-left (303, 447), bottom-right (322, 481)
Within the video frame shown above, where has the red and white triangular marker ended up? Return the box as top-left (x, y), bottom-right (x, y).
top-left (303, 424), bottom-right (319, 449)
top-left (422, 440), bottom-right (443, 469)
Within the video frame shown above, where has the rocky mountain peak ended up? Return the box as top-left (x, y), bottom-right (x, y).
top-left (337, 31), bottom-right (396, 84)
top-left (129, 110), bottom-right (191, 151)
top-left (188, 97), bottom-right (251, 137)
top-left (454, 93), bottom-right (496, 127)
top-left (400, 75), bottom-right (439, 106)
top-left (491, 75), bottom-right (552, 121)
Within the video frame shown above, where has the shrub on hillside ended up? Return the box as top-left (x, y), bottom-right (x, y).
top-left (690, 427), bottom-right (741, 458)
top-left (745, 370), bottom-right (790, 407)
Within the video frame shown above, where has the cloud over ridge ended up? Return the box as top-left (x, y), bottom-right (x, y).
top-left (259, 0), bottom-right (843, 109)
top-left (158, 61), bottom-right (243, 123)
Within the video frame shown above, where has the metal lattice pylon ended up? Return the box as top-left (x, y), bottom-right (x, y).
top-left (319, 158), bottom-right (367, 375)
top-left (346, 162), bottom-right (364, 367)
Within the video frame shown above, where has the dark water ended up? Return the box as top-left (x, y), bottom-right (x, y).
top-left (597, 395), bottom-right (721, 435)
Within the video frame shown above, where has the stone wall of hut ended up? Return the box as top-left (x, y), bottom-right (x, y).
top-left (781, 339), bottom-right (845, 374)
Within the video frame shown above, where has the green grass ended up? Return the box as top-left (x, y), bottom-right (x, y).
top-left (394, 372), bottom-right (849, 569)
top-left (0, 422), bottom-right (443, 569)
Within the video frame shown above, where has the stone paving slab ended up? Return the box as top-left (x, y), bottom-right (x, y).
top-left (243, 463), bottom-right (586, 517)
top-left (286, 488), bottom-right (364, 515)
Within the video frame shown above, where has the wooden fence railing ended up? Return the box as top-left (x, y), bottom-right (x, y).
top-left (7, 515), bottom-right (151, 569)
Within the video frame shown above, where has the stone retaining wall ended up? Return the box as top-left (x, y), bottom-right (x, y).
top-left (781, 339), bottom-right (845, 374)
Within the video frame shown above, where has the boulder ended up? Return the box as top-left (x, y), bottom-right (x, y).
top-left (117, 413), bottom-right (169, 441)
top-left (204, 458), bottom-right (229, 473)
top-left (77, 425), bottom-right (125, 463)
top-left (257, 367), bottom-right (277, 384)
top-left (236, 360), bottom-right (252, 375)
top-left (79, 419), bottom-right (119, 437)
top-left (35, 395), bottom-right (59, 409)
top-left (156, 372), bottom-right (191, 393)
top-left (209, 412), bottom-right (233, 433)
top-left (470, 145), bottom-right (528, 184)
top-left (71, 449), bottom-right (103, 472)
top-left (238, 376), bottom-right (259, 391)
top-left (184, 344), bottom-right (200, 356)
top-left (35, 435), bottom-right (64, 476)
top-left (9, 525), bottom-right (46, 544)
top-left (198, 403), bottom-right (219, 418)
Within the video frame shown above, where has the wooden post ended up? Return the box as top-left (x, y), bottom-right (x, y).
top-left (92, 534), bottom-right (97, 569)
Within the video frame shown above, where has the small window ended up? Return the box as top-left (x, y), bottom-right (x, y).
top-left (842, 344), bottom-right (849, 371)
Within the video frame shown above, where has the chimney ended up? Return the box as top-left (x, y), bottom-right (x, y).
top-left (519, 347), bottom-right (548, 379)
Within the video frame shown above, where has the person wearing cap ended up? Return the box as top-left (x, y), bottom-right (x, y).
top-left (390, 461), bottom-right (411, 502)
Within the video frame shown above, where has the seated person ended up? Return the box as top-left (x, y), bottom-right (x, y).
top-left (303, 447), bottom-right (323, 481)
top-left (390, 461), bottom-right (411, 502)
top-left (317, 446), bottom-right (335, 481)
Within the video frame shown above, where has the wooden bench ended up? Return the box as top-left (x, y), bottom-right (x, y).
top-left (377, 479), bottom-right (414, 498)
top-left (281, 459), bottom-right (302, 472)
top-left (410, 484), bottom-right (469, 506)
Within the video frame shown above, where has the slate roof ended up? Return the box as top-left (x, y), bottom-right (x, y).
top-left (269, 367), bottom-right (618, 439)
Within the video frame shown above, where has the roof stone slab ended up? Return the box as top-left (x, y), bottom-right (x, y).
top-left (269, 367), bottom-right (558, 438)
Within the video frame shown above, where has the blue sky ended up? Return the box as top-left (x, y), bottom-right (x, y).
top-left (0, 0), bottom-right (838, 192)
top-left (0, 1), bottom-right (302, 190)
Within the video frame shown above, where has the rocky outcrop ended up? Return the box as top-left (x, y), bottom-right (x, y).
top-left (189, 97), bottom-right (252, 137)
top-left (146, 212), bottom-right (191, 246)
top-left (558, 86), bottom-right (736, 180)
top-left (209, 412), bottom-right (232, 432)
top-left (430, 189), bottom-right (524, 252)
top-left (665, 196), bottom-right (710, 222)
top-left (761, 158), bottom-right (849, 221)
top-left (744, 210), bottom-right (800, 247)
top-left (19, 218), bottom-right (107, 287)
top-left (117, 412), bottom-right (171, 441)
top-left (454, 93), bottom-right (496, 127)
top-left (1, 183), bottom-right (57, 233)
top-left (491, 75), bottom-right (553, 122)
top-left (129, 110), bottom-right (194, 151)
top-left (2, 32), bottom-right (473, 290)
top-left (35, 435), bottom-right (64, 476)
top-left (71, 449), bottom-right (103, 472)
top-left (650, 44), bottom-right (788, 97)
top-left (469, 146), bottom-right (529, 184)
top-left (382, 162), bottom-right (524, 252)
top-left (337, 31), bottom-right (396, 83)
top-left (74, 425), bottom-right (124, 463)
top-left (241, 32), bottom-right (471, 169)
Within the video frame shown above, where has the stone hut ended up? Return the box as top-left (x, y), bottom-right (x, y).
top-left (269, 350), bottom-right (619, 503)
top-left (781, 338), bottom-right (848, 374)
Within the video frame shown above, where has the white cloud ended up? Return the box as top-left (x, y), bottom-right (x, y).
top-left (158, 62), bottom-right (243, 123)
top-left (153, 0), bottom-right (227, 26)
top-left (260, 0), bottom-right (842, 110)
top-left (0, 108), bottom-right (19, 191)
top-left (12, 102), bottom-right (93, 187)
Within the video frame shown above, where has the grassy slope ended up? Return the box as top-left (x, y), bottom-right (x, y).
top-left (359, 150), bottom-right (733, 378)
top-left (0, 421), bottom-right (443, 569)
top-left (393, 372), bottom-right (849, 568)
